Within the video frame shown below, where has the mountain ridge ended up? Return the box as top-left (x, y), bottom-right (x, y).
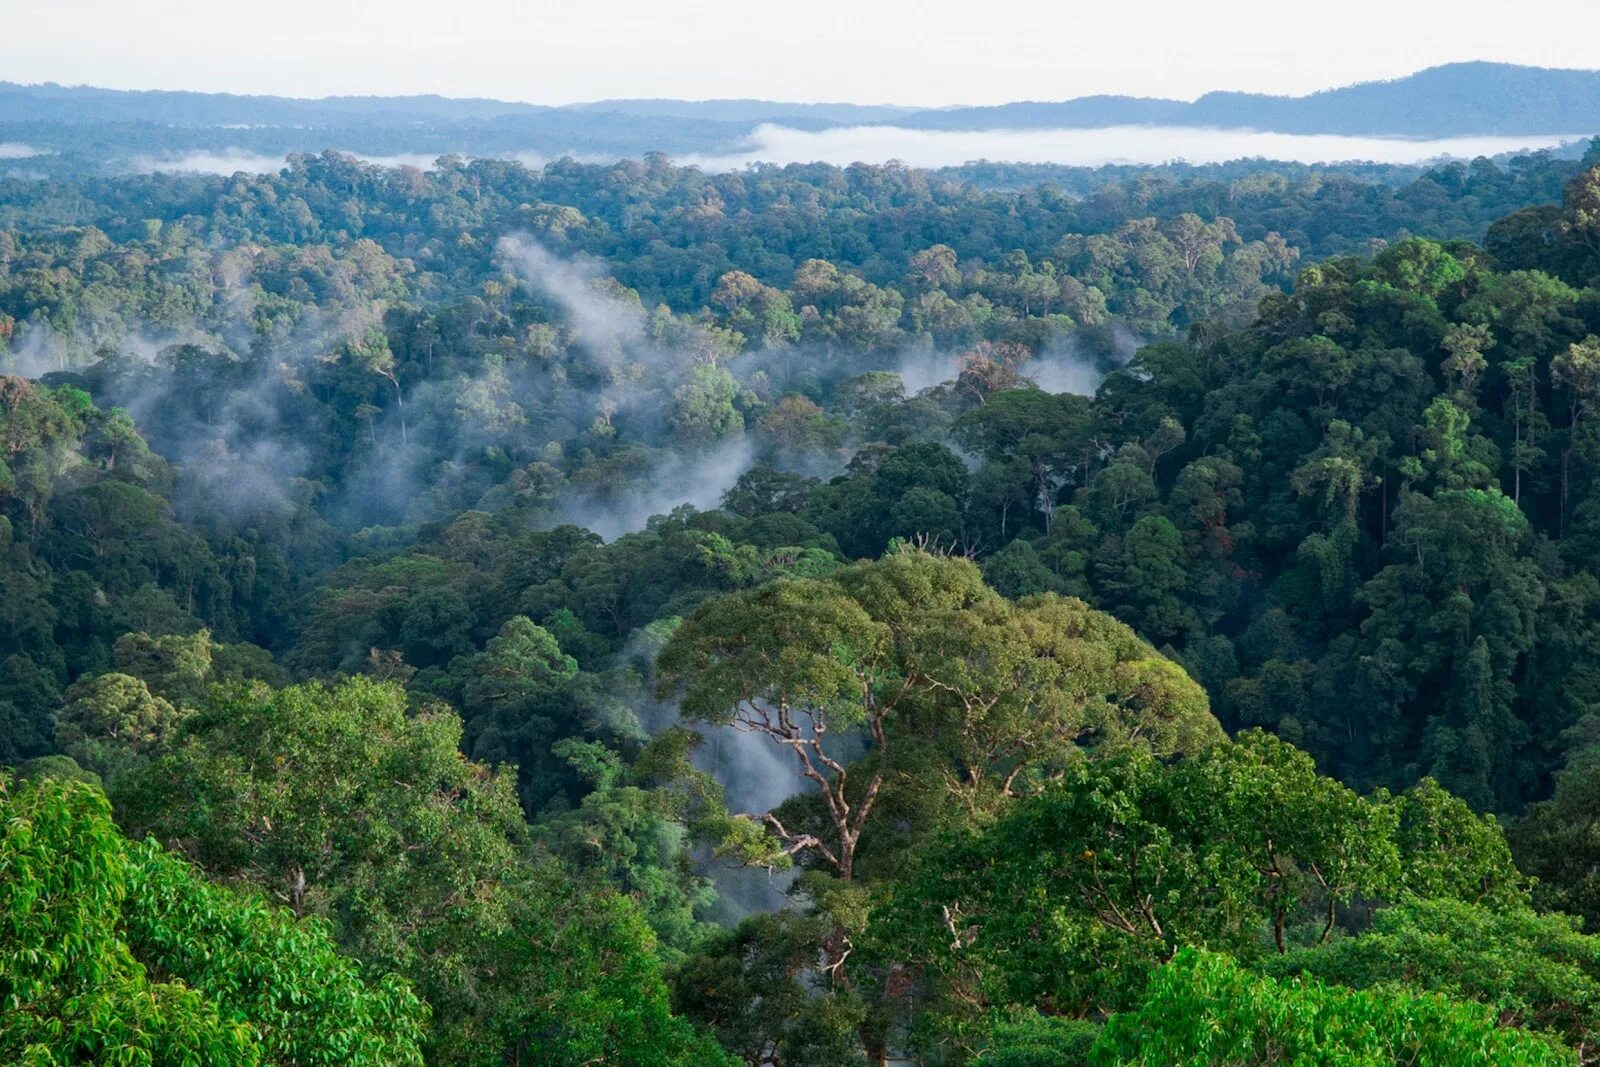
top-left (895, 63), bottom-right (1600, 135)
top-left (4, 62), bottom-right (1599, 137)
top-left (2, 62), bottom-right (1597, 171)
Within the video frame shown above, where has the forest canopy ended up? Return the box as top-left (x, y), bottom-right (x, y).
top-left (7, 144), bottom-right (1600, 1062)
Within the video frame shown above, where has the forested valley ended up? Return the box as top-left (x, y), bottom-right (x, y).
top-left (10, 144), bottom-right (1600, 1064)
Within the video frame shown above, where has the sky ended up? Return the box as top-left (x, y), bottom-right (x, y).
top-left (4, 0), bottom-right (1599, 107)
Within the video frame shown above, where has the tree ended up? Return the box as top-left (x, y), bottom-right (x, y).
top-left (1106, 513), bottom-right (1197, 643)
top-left (110, 628), bottom-right (219, 705)
top-left (657, 564), bottom-right (893, 883)
top-left (1273, 897), bottom-right (1600, 1055)
top-left (672, 364), bottom-right (747, 446)
top-left (1442, 321), bottom-right (1493, 401)
top-left (952, 388), bottom-right (1094, 534)
top-left (0, 771), bottom-right (427, 1066)
top-left (721, 465), bottom-right (816, 518)
top-left (982, 538), bottom-right (1063, 598)
top-left (976, 1012), bottom-right (1099, 1067)
top-left (1092, 948), bottom-right (1572, 1066)
top-left (869, 732), bottom-right (1522, 1038)
top-left (1512, 728), bottom-right (1600, 926)
top-left (535, 738), bottom-right (718, 959)
top-left (1358, 486), bottom-right (1543, 807)
top-left (346, 327), bottom-right (407, 443)
top-left (873, 589), bottom-right (1219, 840)
top-left (1551, 335), bottom-right (1600, 535)
top-left (113, 676), bottom-right (725, 1065)
top-left (953, 341), bottom-right (1032, 406)
top-left (659, 551), bottom-right (1220, 886)
top-left (711, 271), bottom-right (801, 349)
top-left (54, 671), bottom-right (184, 782)
top-left (443, 854), bottom-right (736, 1067)
top-left (116, 676), bottom-right (527, 928)
top-left (671, 911), bottom-right (871, 1067)
top-left (448, 614), bottom-right (599, 811)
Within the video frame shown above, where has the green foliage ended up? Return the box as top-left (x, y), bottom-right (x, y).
top-left (658, 550), bottom-right (1220, 881)
top-left (109, 675), bottom-right (724, 1066)
top-left (0, 772), bottom-right (425, 1065)
top-left (978, 1012), bottom-right (1099, 1067)
top-left (116, 676), bottom-right (528, 930)
top-left (440, 855), bottom-right (737, 1067)
top-left (671, 910), bottom-right (870, 1067)
top-left (869, 731), bottom-right (1525, 1050)
top-left (1273, 898), bottom-right (1600, 1054)
top-left (1091, 947), bottom-right (1574, 1065)
top-left (7, 154), bottom-right (1598, 821)
top-left (1511, 729), bottom-right (1600, 927)
top-left (538, 736), bottom-right (719, 959)
top-left (54, 671), bottom-right (183, 782)
top-left (9, 139), bottom-right (1600, 1066)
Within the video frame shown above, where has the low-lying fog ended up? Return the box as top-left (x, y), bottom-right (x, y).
top-left (687, 123), bottom-right (1587, 169)
top-left (126, 148), bottom-right (556, 174)
top-left (123, 125), bottom-right (1587, 176)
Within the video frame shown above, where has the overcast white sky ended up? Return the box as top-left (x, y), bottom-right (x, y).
top-left (4, 0), bottom-right (1598, 106)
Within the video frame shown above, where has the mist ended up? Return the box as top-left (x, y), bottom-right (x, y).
top-left (126, 147), bottom-right (581, 175)
top-left (684, 123), bottom-right (1587, 170)
top-left (128, 149), bottom-right (454, 175)
top-left (693, 722), bottom-right (802, 917)
top-left (497, 236), bottom-right (647, 362)
top-left (894, 347), bottom-right (961, 395)
top-left (129, 149), bottom-right (294, 175)
top-left (1025, 324), bottom-right (1145, 395)
top-left (563, 439), bottom-right (757, 542)
top-left (497, 235), bottom-right (766, 540)
top-left (622, 635), bottom-right (806, 917)
top-left (111, 125), bottom-right (1587, 183)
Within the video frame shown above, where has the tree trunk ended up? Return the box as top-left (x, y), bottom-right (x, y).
top-left (1562, 447), bottom-right (1571, 538)
top-left (393, 381), bottom-right (408, 444)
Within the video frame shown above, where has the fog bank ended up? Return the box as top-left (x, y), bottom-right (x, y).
top-left (686, 123), bottom-right (1586, 170)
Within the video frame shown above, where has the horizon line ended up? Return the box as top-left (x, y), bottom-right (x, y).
top-left (8, 59), bottom-right (1600, 114)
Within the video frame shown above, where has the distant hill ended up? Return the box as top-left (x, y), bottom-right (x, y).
top-left (0, 63), bottom-right (1596, 173)
top-left (7, 63), bottom-right (1599, 137)
top-left (568, 99), bottom-right (919, 124)
top-left (904, 64), bottom-right (1600, 136)
top-left (0, 85), bottom-right (913, 130)
top-left (0, 83), bottom-right (556, 125)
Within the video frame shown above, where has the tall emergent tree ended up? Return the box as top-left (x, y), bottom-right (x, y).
top-left (656, 549), bottom-right (1221, 885)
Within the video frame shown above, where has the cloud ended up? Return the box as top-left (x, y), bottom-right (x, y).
top-left (120, 148), bottom-right (602, 176)
top-left (496, 236), bottom-right (646, 360)
top-left (5, 322), bottom-right (71, 377)
top-left (354, 152), bottom-right (453, 170)
top-left (1026, 324), bottom-right (1145, 395)
top-left (563, 438), bottom-right (757, 542)
top-left (894, 347), bottom-right (960, 394)
top-left (496, 235), bottom-right (765, 539)
top-left (682, 123), bottom-right (1587, 170)
top-left (128, 149), bottom-right (290, 175)
top-left (125, 149), bottom-right (465, 175)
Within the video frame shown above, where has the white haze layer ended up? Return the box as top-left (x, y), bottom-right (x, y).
top-left (685, 124), bottom-right (1588, 170)
top-left (496, 235), bottom-right (760, 540)
top-left (129, 148), bottom-right (576, 175)
top-left (128, 149), bottom-right (481, 175)
top-left (124, 127), bottom-right (1587, 178)
top-left (129, 150), bottom-right (293, 174)
top-left (568, 439), bottom-right (758, 543)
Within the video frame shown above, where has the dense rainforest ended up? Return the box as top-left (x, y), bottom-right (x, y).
top-left (8, 143), bottom-right (1600, 1063)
